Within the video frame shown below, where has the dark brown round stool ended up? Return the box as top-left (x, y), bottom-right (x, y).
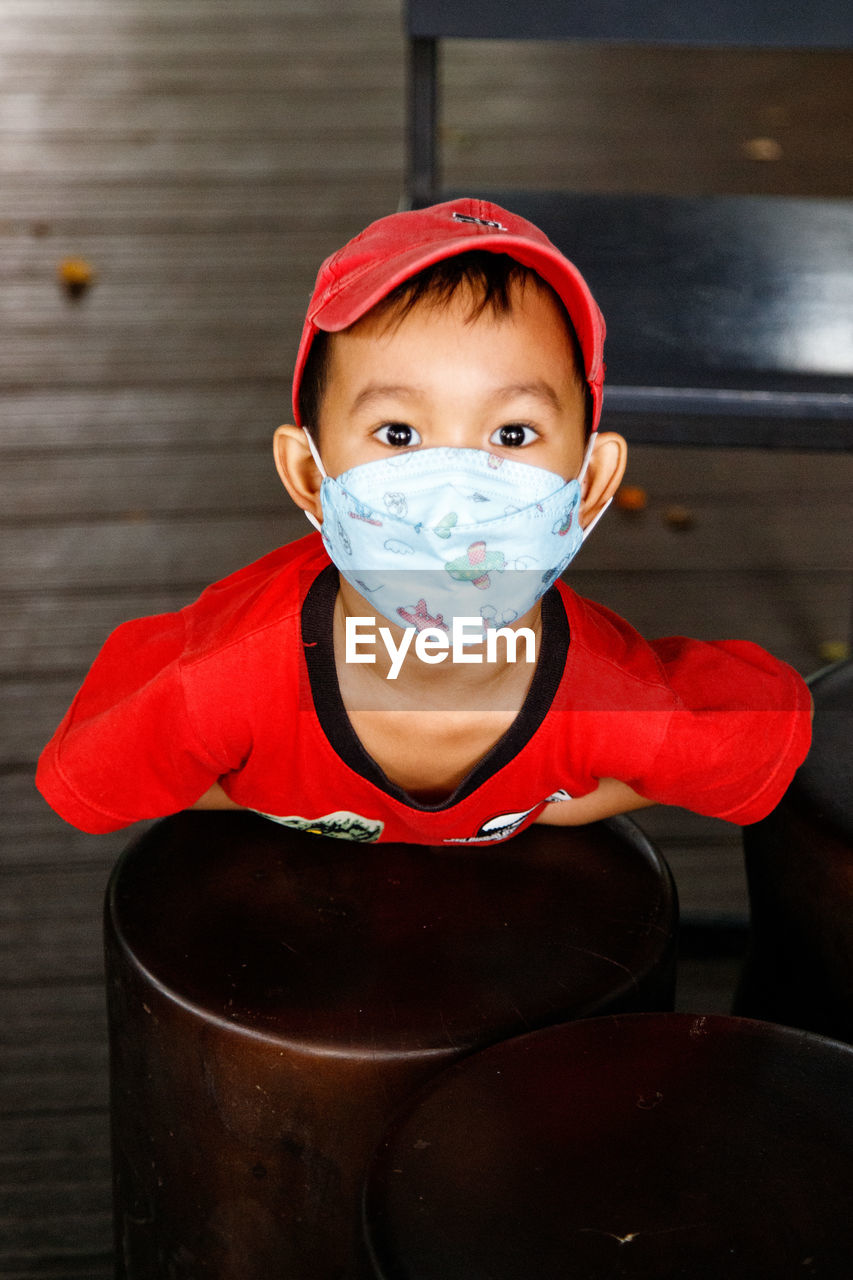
top-left (737, 659), bottom-right (853, 1040)
top-left (363, 1012), bottom-right (853, 1279)
top-left (105, 810), bottom-right (676, 1279)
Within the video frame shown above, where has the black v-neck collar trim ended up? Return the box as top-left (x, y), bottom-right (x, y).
top-left (301, 564), bottom-right (569, 812)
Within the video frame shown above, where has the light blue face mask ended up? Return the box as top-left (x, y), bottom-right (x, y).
top-left (302, 430), bottom-right (606, 637)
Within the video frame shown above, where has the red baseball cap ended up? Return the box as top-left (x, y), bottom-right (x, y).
top-left (291, 197), bottom-right (606, 430)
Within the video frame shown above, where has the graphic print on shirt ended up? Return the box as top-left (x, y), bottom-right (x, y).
top-left (442, 805), bottom-right (540, 844)
top-left (254, 809), bottom-right (383, 842)
top-left (442, 788), bottom-right (577, 845)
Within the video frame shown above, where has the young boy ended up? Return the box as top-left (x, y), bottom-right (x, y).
top-left (37, 199), bottom-right (812, 844)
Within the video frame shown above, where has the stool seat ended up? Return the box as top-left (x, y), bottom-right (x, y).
top-left (106, 810), bottom-right (676, 1278)
top-left (364, 1013), bottom-right (853, 1279)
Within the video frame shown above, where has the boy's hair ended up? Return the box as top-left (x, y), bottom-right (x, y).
top-left (298, 251), bottom-right (593, 438)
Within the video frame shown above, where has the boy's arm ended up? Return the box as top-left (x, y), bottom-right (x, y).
top-left (37, 611), bottom-right (231, 832)
top-left (538, 778), bottom-right (655, 826)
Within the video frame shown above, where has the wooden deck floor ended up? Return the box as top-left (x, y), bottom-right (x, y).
top-left (2, 1), bottom-right (851, 1273)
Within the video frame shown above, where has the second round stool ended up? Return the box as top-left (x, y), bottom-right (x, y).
top-left (364, 1013), bottom-right (853, 1279)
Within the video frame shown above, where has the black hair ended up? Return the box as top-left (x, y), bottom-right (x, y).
top-left (298, 250), bottom-right (592, 435)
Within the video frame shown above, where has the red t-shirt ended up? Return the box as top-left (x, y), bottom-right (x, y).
top-left (36, 535), bottom-right (812, 841)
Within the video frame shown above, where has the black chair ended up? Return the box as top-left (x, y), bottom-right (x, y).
top-left (406, 0), bottom-right (853, 450)
top-left (737, 659), bottom-right (853, 1040)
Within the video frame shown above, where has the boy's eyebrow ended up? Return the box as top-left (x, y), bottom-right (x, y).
top-left (350, 380), bottom-right (564, 414)
top-left (350, 384), bottom-right (423, 413)
top-left (491, 381), bottom-right (563, 411)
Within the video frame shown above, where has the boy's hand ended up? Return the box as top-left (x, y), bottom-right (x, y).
top-left (537, 778), bottom-right (655, 827)
top-left (192, 782), bottom-right (244, 812)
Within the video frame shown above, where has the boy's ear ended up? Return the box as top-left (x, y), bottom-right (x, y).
top-left (580, 431), bottom-right (628, 528)
top-left (273, 425), bottom-right (323, 523)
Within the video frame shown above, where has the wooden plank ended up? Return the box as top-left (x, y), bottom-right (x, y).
top-left (0, 447), bottom-right (282, 522)
top-left (0, 324), bottom-right (326, 393)
top-left (0, 1112), bottom-right (110, 1177)
top-left (1, 1266), bottom-right (112, 1280)
top-left (0, 1196), bottom-right (112, 1267)
top-left (0, 132), bottom-right (404, 179)
top-left (675, 954), bottom-right (744, 1014)
top-left (577, 568), bottom-right (850, 671)
top-left (2, 821), bottom-right (122, 873)
top-left (0, 339), bottom-right (298, 390)
top-left (0, 1105), bottom-right (112, 1274)
top-left (0, 0), bottom-right (401, 36)
top-left (0, 0), bottom-right (403, 67)
top-left (0, 513), bottom-right (306, 596)
top-left (622, 445), bottom-right (853, 497)
top-left (0, 175), bottom-right (401, 234)
top-left (1, 229), bottom-right (358, 279)
top-left (658, 845), bottom-right (748, 920)
top-left (1, 864), bottom-right (112, 983)
top-left (1, 978), bottom-right (106, 1045)
top-left (0, 0), bottom-right (395, 12)
top-left (1, 1045), bottom-right (108, 1117)
top-left (2, 47), bottom-right (401, 97)
top-left (0, 89), bottom-right (405, 137)
top-left (0, 386), bottom-right (284, 450)
top-left (0, 984), bottom-right (108, 1115)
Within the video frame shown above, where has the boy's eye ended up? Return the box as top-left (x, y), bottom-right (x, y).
top-left (374, 423), bottom-right (422, 448)
top-left (491, 423), bottom-right (538, 447)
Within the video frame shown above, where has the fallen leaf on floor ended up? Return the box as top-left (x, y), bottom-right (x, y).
top-left (818, 640), bottom-right (850, 664)
top-left (742, 137), bottom-right (783, 161)
top-left (58, 257), bottom-right (96, 297)
top-left (615, 485), bottom-right (648, 512)
top-left (663, 504), bottom-right (694, 531)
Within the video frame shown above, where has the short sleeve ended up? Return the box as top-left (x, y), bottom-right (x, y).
top-left (634, 637), bottom-right (813, 824)
top-left (36, 611), bottom-right (226, 832)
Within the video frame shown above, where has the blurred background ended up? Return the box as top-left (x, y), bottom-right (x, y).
top-left (1, 1), bottom-right (851, 1272)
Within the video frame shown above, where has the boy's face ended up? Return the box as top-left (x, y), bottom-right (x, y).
top-left (312, 278), bottom-right (589, 481)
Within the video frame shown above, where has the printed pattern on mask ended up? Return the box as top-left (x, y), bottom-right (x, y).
top-left (317, 447), bottom-right (586, 632)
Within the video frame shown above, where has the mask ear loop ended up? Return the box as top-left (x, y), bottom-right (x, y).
top-left (301, 428), bottom-right (326, 533)
top-left (577, 433), bottom-right (612, 543)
